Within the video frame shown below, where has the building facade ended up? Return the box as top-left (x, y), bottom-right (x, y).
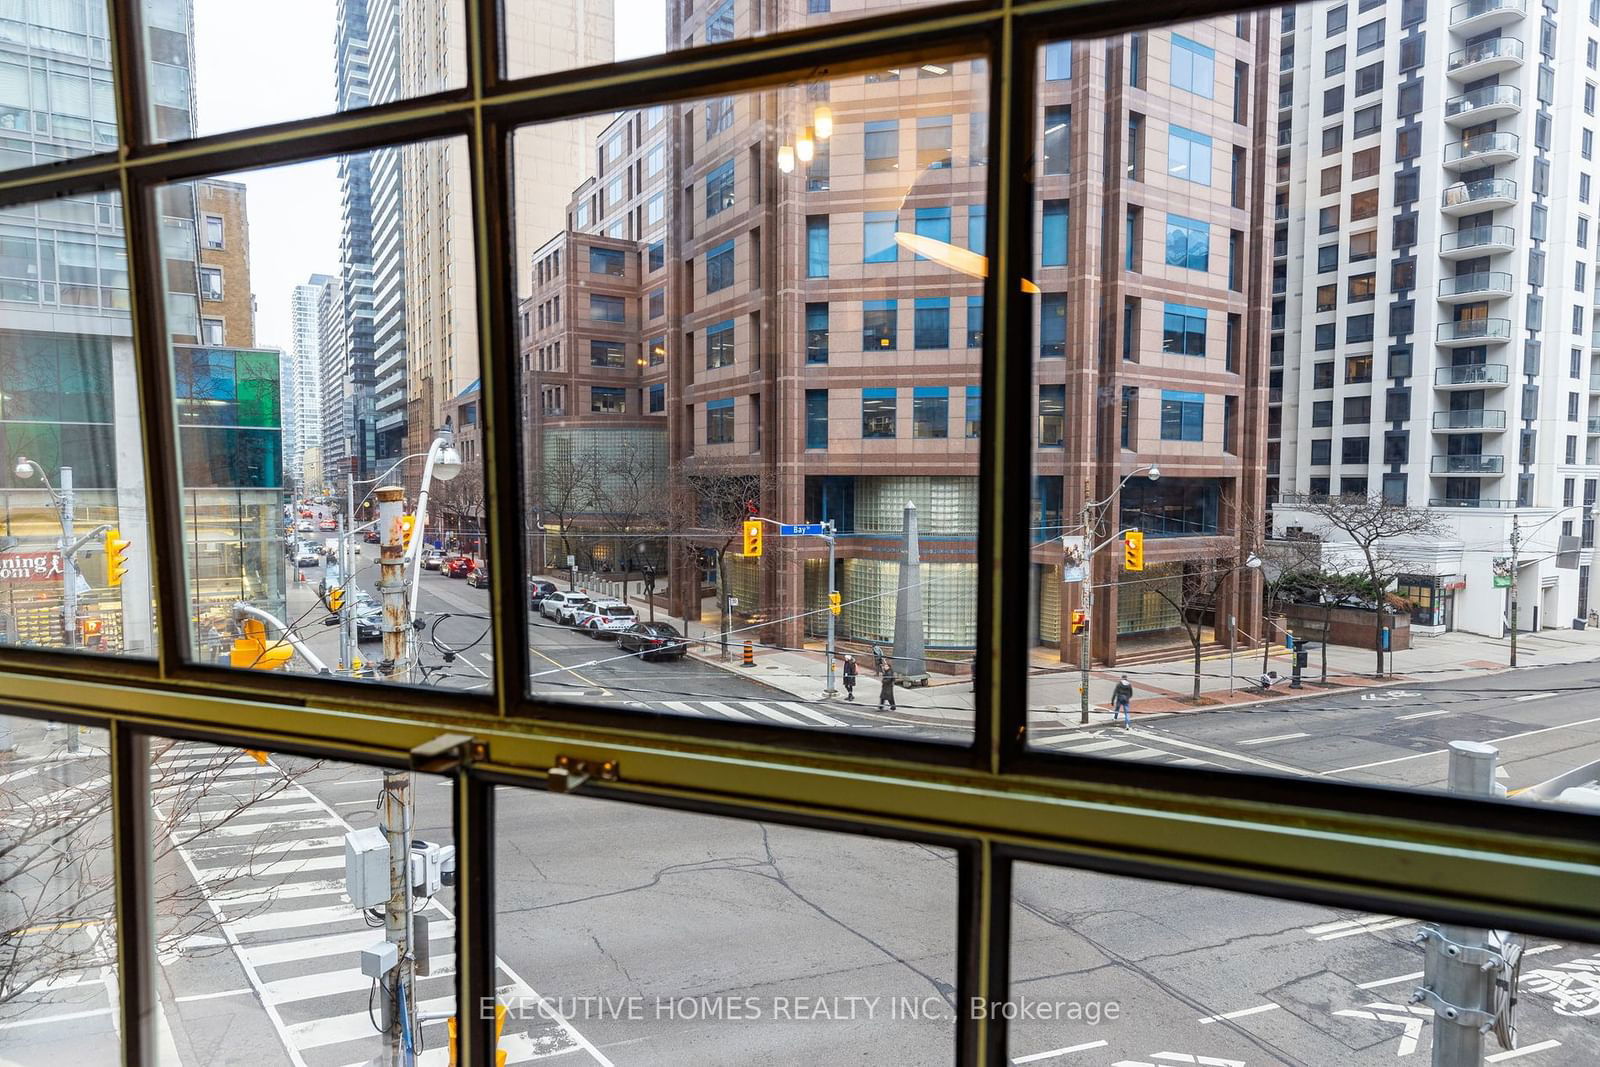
top-left (1272, 0), bottom-right (1600, 637)
top-left (335, 0), bottom-right (378, 481)
top-left (318, 275), bottom-right (350, 482)
top-left (288, 274), bottom-right (334, 489)
top-left (196, 178), bottom-right (256, 347)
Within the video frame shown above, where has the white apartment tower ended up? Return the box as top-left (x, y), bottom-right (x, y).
top-left (1273, 0), bottom-right (1600, 637)
top-left (289, 275), bottom-right (335, 487)
top-left (318, 275), bottom-right (349, 477)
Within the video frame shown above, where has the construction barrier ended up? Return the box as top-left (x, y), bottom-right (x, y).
top-left (742, 640), bottom-right (755, 667)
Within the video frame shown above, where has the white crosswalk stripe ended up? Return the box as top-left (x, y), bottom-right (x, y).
top-left (1031, 731), bottom-right (1215, 768)
top-left (648, 697), bottom-right (856, 728)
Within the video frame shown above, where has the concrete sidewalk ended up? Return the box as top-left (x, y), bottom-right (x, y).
top-left (540, 574), bottom-right (1600, 731)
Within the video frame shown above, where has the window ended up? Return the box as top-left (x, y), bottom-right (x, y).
top-left (806, 215), bottom-right (829, 277)
top-left (1346, 354), bottom-right (1373, 383)
top-left (1043, 106), bottom-right (1071, 174)
top-left (706, 0), bottom-right (734, 42)
top-left (969, 205), bottom-right (987, 253)
top-left (648, 240), bottom-right (665, 272)
top-left (591, 339), bottom-right (626, 368)
top-left (706, 238), bottom-right (735, 291)
top-left (863, 299), bottom-right (897, 350)
top-left (1351, 146), bottom-right (1379, 179)
top-left (914, 297), bottom-right (950, 349)
top-left (705, 160), bottom-right (735, 217)
top-left (1342, 437), bottom-right (1370, 465)
top-left (1322, 124), bottom-right (1344, 154)
top-left (1355, 62), bottom-right (1382, 96)
top-left (199, 266), bottom-right (222, 300)
top-left (590, 293), bottom-right (625, 322)
top-left (806, 303), bottom-right (829, 363)
top-left (648, 383), bottom-right (665, 413)
top-left (1347, 314), bottom-right (1374, 343)
top-left (1311, 439), bottom-right (1332, 465)
top-left (1167, 125), bottom-right (1211, 185)
top-left (1318, 245), bottom-right (1338, 273)
top-left (1040, 293), bottom-right (1066, 357)
top-left (864, 119), bottom-right (898, 172)
top-left (1349, 230), bottom-right (1376, 261)
top-left (1037, 385), bottom-right (1065, 446)
top-left (1165, 214), bottom-right (1209, 271)
top-left (1041, 200), bottom-right (1069, 266)
top-left (967, 295), bottom-right (984, 348)
top-left (913, 387), bottom-right (949, 439)
top-left (1326, 45), bottom-right (1346, 75)
top-left (1352, 104), bottom-right (1381, 136)
top-left (863, 211), bottom-right (898, 263)
top-left (1356, 19), bottom-right (1384, 54)
top-left (1315, 323), bottom-right (1336, 350)
top-left (965, 385), bottom-right (982, 438)
top-left (1162, 303), bottom-right (1206, 356)
top-left (706, 397), bottom-right (734, 443)
top-left (705, 95), bottom-right (734, 137)
top-left (1160, 389), bottom-right (1204, 441)
top-left (1317, 284), bottom-right (1337, 313)
top-left (1171, 34), bottom-right (1214, 98)
top-left (1586, 129), bottom-right (1595, 161)
top-left (1127, 114), bottom-right (1144, 180)
top-left (805, 389), bottom-right (829, 449)
top-left (648, 287), bottom-right (665, 318)
top-left (1327, 4), bottom-right (1347, 34)
top-left (1129, 31), bottom-right (1145, 86)
top-left (1314, 362), bottom-right (1335, 389)
top-left (1344, 395), bottom-right (1372, 423)
top-left (1399, 36), bottom-right (1423, 71)
top-left (913, 207), bottom-right (951, 259)
top-left (1124, 206), bottom-right (1140, 270)
top-left (1045, 41), bottom-right (1072, 80)
top-left (1350, 189), bottom-right (1377, 221)
top-left (647, 335), bottom-right (666, 366)
top-left (202, 214), bottom-right (223, 249)
top-left (1321, 166), bottom-right (1341, 196)
top-left (1121, 387), bottom-right (1138, 448)
top-left (200, 317), bottom-right (224, 345)
top-left (706, 319), bottom-right (735, 368)
top-left (591, 386), bottom-right (626, 413)
top-left (861, 388), bottom-right (896, 438)
top-left (1313, 400), bottom-right (1334, 426)
top-left (916, 115), bottom-right (952, 169)
top-left (1323, 85), bottom-right (1344, 117)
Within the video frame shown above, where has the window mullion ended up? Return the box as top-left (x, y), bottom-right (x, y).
top-left (110, 722), bottom-right (155, 1066)
top-left (452, 766), bottom-right (498, 1065)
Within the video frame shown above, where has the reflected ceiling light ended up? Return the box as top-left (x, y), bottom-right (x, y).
top-left (778, 144), bottom-right (795, 173)
top-left (813, 105), bottom-right (833, 140)
top-left (921, 64), bottom-right (948, 75)
top-left (796, 126), bottom-right (815, 163)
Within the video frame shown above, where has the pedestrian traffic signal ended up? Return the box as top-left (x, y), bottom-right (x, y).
top-left (105, 528), bottom-right (130, 587)
top-left (1123, 530), bottom-right (1144, 572)
top-left (742, 519), bottom-right (763, 557)
top-left (828, 591), bottom-right (842, 615)
top-left (229, 618), bottom-right (294, 670)
top-left (1070, 610), bottom-right (1087, 634)
top-left (400, 514), bottom-right (416, 552)
top-left (326, 586), bottom-right (344, 613)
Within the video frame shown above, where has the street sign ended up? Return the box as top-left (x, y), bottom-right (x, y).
top-left (778, 523), bottom-right (827, 536)
top-left (566, 554), bottom-right (576, 568)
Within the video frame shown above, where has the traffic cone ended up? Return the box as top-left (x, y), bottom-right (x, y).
top-left (742, 640), bottom-right (755, 667)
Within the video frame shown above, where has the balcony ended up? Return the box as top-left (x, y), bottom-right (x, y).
top-left (1589, 417), bottom-right (1600, 435)
top-left (1440, 224), bottom-right (1517, 260)
top-left (1433, 409), bottom-right (1508, 431)
top-left (1431, 454), bottom-right (1504, 475)
top-left (1450, 0), bottom-right (1527, 33)
top-left (1436, 320), bottom-right (1513, 347)
top-left (1435, 363), bottom-right (1510, 388)
top-left (1429, 496), bottom-right (1517, 508)
top-left (1442, 132), bottom-right (1521, 171)
top-left (1441, 177), bottom-right (1518, 215)
top-left (1437, 271), bottom-right (1514, 303)
top-left (1447, 37), bottom-right (1525, 79)
top-left (1443, 85), bottom-right (1522, 126)
top-left (1590, 372), bottom-right (1600, 392)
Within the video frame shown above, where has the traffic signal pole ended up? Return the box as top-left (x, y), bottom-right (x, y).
top-left (824, 520), bottom-right (837, 697)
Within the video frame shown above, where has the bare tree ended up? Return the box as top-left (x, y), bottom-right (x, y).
top-left (429, 459), bottom-right (488, 552)
top-left (532, 439), bottom-right (605, 569)
top-left (1294, 494), bottom-right (1441, 676)
top-left (1258, 536), bottom-right (1329, 675)
top-left (666, 459), bottom-right (767, 660)
top-left (1150, 555), bottom-right (1253, 700)
top-left (594, 438), bottom-right (670, 572)
top-left (0, 730), bottom-right (311, 1010)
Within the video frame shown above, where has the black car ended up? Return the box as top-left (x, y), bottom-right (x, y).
top-left (354, 607), bottom-right (382, 641)
top-left (529, 580), bottom-right (558, 608)
top-left (617, 621), bottom-right (688, 661)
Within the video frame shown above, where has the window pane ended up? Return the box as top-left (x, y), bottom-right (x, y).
top-left (166, 0), bottom-right (464, 141)
top-left (1, 190), bottom-right (156, 658)
top-left (516, 65), bottom-right (985, 737)
top-left (157, 141), bottom-right (489, 689)
top-left (0, 1), bottom-right (118, 171)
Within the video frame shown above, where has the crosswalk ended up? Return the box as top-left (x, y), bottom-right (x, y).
top-left (151, 743), bottom-right (607, 1067)
top-left (1028, 729), bottom-right (1215, 768)
top-left (635, 696), bottom-right (877, 728)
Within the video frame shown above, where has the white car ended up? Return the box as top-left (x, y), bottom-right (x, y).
top-left (421, 548), bottom-right (446, 571)
top-left (540, 591), bottom-right (591, 625)
top-left (575, 601), bottom-right (637, 638)
top-left (296, 519), bottom-right (314, 533)
top-left (295, 542), bottom-right (321, 566)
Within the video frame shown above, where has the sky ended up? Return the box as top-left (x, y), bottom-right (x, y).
top-left (192, 0), bottom-right (666, 352)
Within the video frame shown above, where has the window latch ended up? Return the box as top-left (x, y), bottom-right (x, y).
top-left (549, 754), bottom-right (619, 793)
top-left (410, 733), bottom-right (484, 774)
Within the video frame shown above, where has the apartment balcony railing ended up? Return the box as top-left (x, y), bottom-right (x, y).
top-left (1443, 132), bottom-right (1521, 169)
top-left (1436, 319), bottom-right (1512, 346)
top-left (1441, 177), bottom-right (1518, 214)
top-left (1435, 363), bottom-right (1510, 388)
top-left (1447, 36), bottom-right (1525, 78)
top-left (1438, 271), bottom-right (1514, 301)
top-left (1450, 0), bottom-right (1527, 32)
top-left (1432, 409), bottom-right (1507, 430)
top-left (1440, 224), bottom-right (1516, 258)
top-left (1428, 497), bottom-right (1517, 508)
top-left (1588, 417), bottom-right (1600, 435)
top-left (1444, 84), bottom-right (1522, 125)
top-left (1590, 371), bottom-right (1600, 392)
top-left (1431, 454), bottom-right (1504, 474)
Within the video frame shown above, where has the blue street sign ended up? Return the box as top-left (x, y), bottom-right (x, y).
top-left (778, 523), bottom-right (827, 536)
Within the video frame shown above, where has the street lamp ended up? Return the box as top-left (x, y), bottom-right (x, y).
top-left (1072, 463), bottom-right (1160, 724)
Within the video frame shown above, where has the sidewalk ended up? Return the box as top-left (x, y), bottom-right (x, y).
top-left (541, 575), bottom-right (1600, 731)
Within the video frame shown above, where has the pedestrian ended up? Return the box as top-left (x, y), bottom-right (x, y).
top-left (871, 643), bottom-right (886, 675)
top-left (1111, 675), bottom-right (1134, 728)
top-left (842, 654), bottom-right (857, 701)
top-left (878, 662), bottom-right (897, 711)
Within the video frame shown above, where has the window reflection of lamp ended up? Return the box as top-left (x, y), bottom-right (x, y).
top-left (891, 162), bottom-right (1040, 293)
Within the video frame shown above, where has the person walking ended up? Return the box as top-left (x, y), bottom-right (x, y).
top-left (878, 662), bottom-right (897, 711)
top-left (1111, 675), bottom-right (1134, 728)
top-left (842, 654), bottom-right (857, 701)
top-left (871, 643), bottom-right (886, 676)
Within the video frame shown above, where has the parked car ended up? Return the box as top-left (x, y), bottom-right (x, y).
top-left (319, 518), bottom-right (338, 532)
top-left (296, 519), bottom-right (314, 533)
top-left (318, 565), bottom-right (345, 599)
top-left (354, 602), bottom-right (382, 641)
top-left (576, 601), bottom-right (638, 638)
top-left (445, 556), bottom-right (474, 579)
top-left (529, 580), bottom-right (558, 608)
top-left (299, 509), bottom-right (313, 518)
top-left (617, 621), bottom-right (688, 661)
top-left (467, 563), bottom-right (490, 588)
top-left (295, 542), bottom-right (321, 567)
top-left (421, 548), bottom-right (446, 570)
top-left (540, 591), bottom-right (591, 624)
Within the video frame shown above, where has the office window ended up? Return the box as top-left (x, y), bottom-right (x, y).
top-left (590, 293), bottom-right (625, 322)
top-left (913, 207), bottom-right (951, 259)
top-left (863, 211), bottom-right (898, 263)
top-left (1129, 30), bottom-right (1145, 86)
top-left (914, 297), bottom-right (950, 349)
top-left (967, 295), bottom-right (984, 348)
top-left (648, 240), bottom-right (665, 271)
top-left (969, 204), bottom-right (987, 253)
top-left (965, 385), bottom-right (981, 438)
top-left (1356, 19), bottom-right (1384, 54)
top-left (1045, 41), bottom-right (1072, 80)
top-left (1163, 303), bottom-right (1206, 356)
top-left (1160, 389), bottom-right (1205, 441)
top-left (1037, 385), bottom-right (1065, 447)
top-left (1125, 206), bottom-right (1141, 270)
top-left (913, 386), bottom-right (949, 439)
top-left (916, 115), bottom-right (953, 169)
top-left (806, 302), bottom-right (829, 363)
top-left (805, 389), bottom-right (829, 449)
top-left (1167, 125), bottom-right (1212, 185)
top-left (863, 299), bottom-right (898, 350)
top-left (864, 119), bottom-right (898, 172)
top-left (591, 339), bottom-right (626, 368)
top-left (861, 388), bottom-right (896, 438)
top-left (705, 160), bottom-right (735, 217)
top-left (647, 335), bottom-right (666, 366)
top-left (1040, 292), bottom-right (1067, 357)
top-left (706, 319), bottom-right (735, 368)
top-left (1165, 214), bottom-right (1209, 271)
top-left (1121, 387), bottom-right (1137, 448)
top-left (591, 386), bottom-right (626, 413)
top-left (706, 238), bottom-right (735, 291)
top-left (1041, 200), bottom-right (1069, 266)
top-left (1171, 34), bottom-right (1215, 97)
top-left (705, 95), bottom-right (734, 137)
top-left (705, 0), bottom-right (734, 42)
top-left (1043, 106), bottom-right (1071, 174)
top-left (706, 397), bottom-right (734, 443)
top-left (648, 383), bottom-right (665, 413)
top-left (1126, 114), bottom-right (1144, 180)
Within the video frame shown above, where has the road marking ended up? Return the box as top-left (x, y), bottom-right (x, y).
top-left (1316, 918), bottom-right (1416, 940)
top-left (1307, 913), bottom-right (1403, 935)
top-left (699, 700), bottom-right (755, 720)
top-left (736, 701), bottom-right (806, 725)
top-left (1357, 971), bottom-right (1424, 989)
top-left (660, 700), bottom-right (706, 717)
top-left (0, 1007), bottom-right (113, 1030)
top-left (226, 904), bottom-right (364, 936)
top-left (1012, 1039), bottom-right (1109, 1062)
top-left (1486, 1039), bottom-right (1562, 1061)
top-left (174, 987), bottom-right (252, 1003)
top-left (1237, 732), bottom-right (1309, 746)
top-left (1513, 692), bottom-right (1559, 703)
top-left (1324, 714), bottom-right (1600, 776)
top-left (1394, 709), bottom-right (1449, 721)
top-left (239, 923), bottom-right (454, 968)
top-left (1524, 943), bottom-right (1564, 956)
top-left (1125, 729), bottom-right (1308, 775)
top-left (778, 700), bottom-right (848, 727)
top-left (1060, 738), bottom-right (1135, 753)
top-left (1197, 1002), bottom-right (1278, 1024)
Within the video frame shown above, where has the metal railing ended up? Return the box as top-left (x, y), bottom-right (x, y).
top-left (1435, 362), bottom-right (1510, 385)
top-left (1451, 0), bottom-right (1527, 24)
top-left (1448, 37), bottom-right (1525, 71)
top-left (1433, 409), bottom-right (1507, 430)
top-left (1431, 454), bottom-right (1504, 474)
top-left (1438, 271), bottom-right (1513, 299)
top-left (1436, 320), bottom-right (1512, 344)
top-left (1444, 132), bottom-right (1520, 164)
top-left (1428, 496), bottom-right (1518, 507)
top-left (1442, 177), bottom-right (1518, 208)
top-left (1440, 224), bottom-right (1516, 253)
top-left (1445, 85), bottom-right (1522, 119)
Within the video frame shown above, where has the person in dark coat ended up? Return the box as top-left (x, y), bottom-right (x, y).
top-left (1111, 675), bottom-right (1134, 727)
top-left (842, 655), bottom-right (857, 701)
top-left (878, 662), bottom-right (897, 711)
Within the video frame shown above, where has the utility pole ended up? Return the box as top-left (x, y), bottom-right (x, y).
top-left (1508, 513), bottom-right (1520, 668)
top-left (57, 466), bottom-right (76, 652)
top-left (824, 520), bottom-right (837, 697)
top-left (375, 483), bottom-right (416, 1058)
top-left (1079, 476), bottom-right (1094, 726)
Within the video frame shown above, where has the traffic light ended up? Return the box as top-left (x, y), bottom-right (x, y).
top-left (448, 1002), bottom-right (507, 1067)
top-left (400, 514), bottom-right (416, 552)
top-left (742, 519), bottom-right (763, 557)
top-left (1070, 610), bottom-right (1087, 635)
top-left (1123, 530), bottom-right (1144, 572)
top-left (326, 586), bottom-right (345, 613)
top-left (828, 591), bottom-right (842, 615)
top-left (229, 618), bottom-right (294, 670)
top-left (105, 528), bottom-right (130, 587)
